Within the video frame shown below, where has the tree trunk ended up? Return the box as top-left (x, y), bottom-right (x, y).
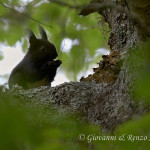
top-left (9, 0), bottom-right (150, 132)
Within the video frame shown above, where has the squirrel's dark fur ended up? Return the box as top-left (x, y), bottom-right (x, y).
top-left (8, 25), bottom-right (62, 89)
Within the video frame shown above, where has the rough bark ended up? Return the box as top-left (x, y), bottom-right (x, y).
top-left (8, 0), bottom-right (150, 132)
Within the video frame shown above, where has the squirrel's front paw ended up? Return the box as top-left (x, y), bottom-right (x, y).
top-left (47, 59), bottom-right (62, 67)
top-left (55, 60), bottom-right (62, 66)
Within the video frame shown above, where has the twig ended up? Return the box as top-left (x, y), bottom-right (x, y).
top-left (0, 1), bottom-right (52, 28)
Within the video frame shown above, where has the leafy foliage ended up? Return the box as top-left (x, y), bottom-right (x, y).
top-left (0, 87), bottom-right (101, 150)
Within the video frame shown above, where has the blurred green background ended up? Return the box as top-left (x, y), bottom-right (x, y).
top-left (0, 0), bottom-right (109, 82)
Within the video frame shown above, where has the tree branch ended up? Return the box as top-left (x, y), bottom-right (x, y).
top-left (50, 0), bottom-right (86, 9)
top-left (0, 1), bottom-right (52, 28)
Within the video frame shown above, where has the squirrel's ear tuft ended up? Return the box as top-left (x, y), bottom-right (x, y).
top-left (26, 28), bottom-right (37, 44)
top-left (38, 25), bottom-right (48, 40)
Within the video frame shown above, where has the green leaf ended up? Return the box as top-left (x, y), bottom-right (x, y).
top-left (0, 5), bottom-right (7, 16)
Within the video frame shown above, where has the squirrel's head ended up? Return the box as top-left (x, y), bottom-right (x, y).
top-left (26, 25), bottom-right (58, 63)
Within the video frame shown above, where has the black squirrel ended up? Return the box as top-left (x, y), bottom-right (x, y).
top-left (8, 25), bottom-right (62, 89)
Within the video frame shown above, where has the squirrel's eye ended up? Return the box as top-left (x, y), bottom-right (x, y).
top-left (40, 46), bottom-right (46, 51)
